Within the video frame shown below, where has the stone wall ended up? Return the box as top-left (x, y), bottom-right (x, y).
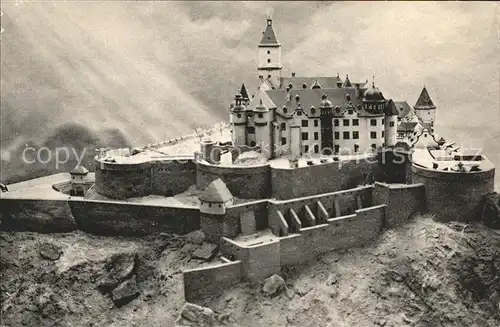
top-left (271, 157), bottom-right (381, 200)
top-left (411, 164), bottom-right (495, 222)
top-left (373, 182), bottom-right (426, 228)
top-left (0, 199), bottom-right (76, 233)
top-left (183, 260), bottom-right (243, 303)
top-left (69, 199), bottom-right (199, 236)
top-left (280, 205), bottom-right (386, 266)
top-left (94, 158), bottom-right (196, 199)
top-left (196, 162), bottom-right (271, 199)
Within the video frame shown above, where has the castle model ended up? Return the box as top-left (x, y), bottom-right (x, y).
top-left (0, 16), bottom-right (496, 306)
top-left (230, 17), bottom-right (437, 165)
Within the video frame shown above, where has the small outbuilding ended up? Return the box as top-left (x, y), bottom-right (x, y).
top-left (199, 179), bottom-right (233, 215)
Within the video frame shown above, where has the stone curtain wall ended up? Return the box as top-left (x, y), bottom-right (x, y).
top-left (0, 199), bottom-right (76, 233)
top-left (183, 260), bottom-right (243, 304)
top-left (94, 158), bottom-right (196, 199)
top-left (69, 199), bottom-right (200, 236)
top-left (373, 182), bottom-right (427, 228)
top-left (271, 158), bottom-right (381, 200)
top-left (279, 205), bottom-right (386, 266)
top-left (196, 162), bottom-right (271, 199)
top-left (411, 164), bottom-right (495, 222)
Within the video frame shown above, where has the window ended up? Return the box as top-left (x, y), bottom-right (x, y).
top-left (218, 204), bottom-right (222, 208)
top-left (382, 119), bottom-right (385, 125)
top-left (343, 131), bottom-right (350, 139)
top-left (371, 144), bottom-right (377, 149)
top-left (247, 126), bottom-right (255, 134)
top-left (283, 108), bottom-right (288, 114)
top-left (302, 120), bottom-right (308, 127)
top-left (353, 119), bottom-right (359, 126)
top-left (353, 131), bottom-right (359, 139)
top-left (314, 120), bottom-right (319, 127)
top-left (370, 131), bottom-right (377, 139)
top-left (314, 144), bottom-right (319, 153)
top-left (334, 145), bottom-right (340, 153)
top-left (382, 131), bottom-right (385, 138)
top-left (247, 112), bottom-right (253, 117)
top-left (370, 119), bottom-right (377, 126)
top-left (304, 145), bottom-right (309, 153)
top-left (297, 111), bottom-right (302, 116)
top-left (389, 121), bottom-right (395, 127)
top-left (334, 132), bottom-right (340, 140)
top-left (311, 108), bottom-right (316, 114)
top-left (281, 137), bottom-right (287, 145)
top-left (348, 110), bottom-right (353, 115)
top-left (267, 50), bottom-right (270, 54)
top-left (334, 119), bottom-right (339, 126)
top-left (314, 132), bottom-right (319, 140)
top-left (281, 122), bottom-right (286, 130)
top-left (258, 113), bottom-right (263, 118)
top-left (354, 144), bottom-right (359, 153)
top-left (343, 119), bottom-right (350, 126)
top-left (267, 59), bottom-right (271, 63)
top-left (268, 74), bottom-right (271, 78)
top-left (209, 203), bottom-right (212, 208)
top-left (237, 113), bottom-right (241, 118)
top-left (302, 132), bottom-right (308, 140)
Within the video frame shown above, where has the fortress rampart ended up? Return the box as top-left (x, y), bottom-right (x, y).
top-left (94, 158), bottom-right (196, 199)
top-left (411, 163), bottom-right (495, 222)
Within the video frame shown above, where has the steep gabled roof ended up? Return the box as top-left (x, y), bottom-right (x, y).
top-left (384, 99), bottom-right (399, 116)
top-left (260, 19), bottom-right (279, 45)
top-left (343, 75), bottom-right (353, 88)
top-left (414, 86), bottom-right (436, 109)
top-left (394, 101), bottom-right (412, 119)
top-left (240, 83), bottom-right (249, 100)
top-left (199, 179), bottom-right (233, 203)
top-left (70, 166), bottom-right (89, 175)
top-left (311, 80), bottom-right (322, 89)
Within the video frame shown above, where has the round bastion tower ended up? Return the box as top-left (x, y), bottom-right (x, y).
top-left (362, 83), bottom-right (386, 151)
top-left (230, 94), bottom-right (247, 146)
top-left (253, 99), bottom-right (273, 158)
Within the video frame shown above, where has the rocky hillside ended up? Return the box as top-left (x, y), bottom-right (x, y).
top-left (1, 216), bottom-right (499, 327)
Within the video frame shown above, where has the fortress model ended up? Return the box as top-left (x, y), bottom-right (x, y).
top-left (0, 17), bottom-right (496, 304)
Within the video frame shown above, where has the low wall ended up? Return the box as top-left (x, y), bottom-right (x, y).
top-left (373, 182), bottom-right (426, 228)
top-left (271, 157), bottom-right (381, 200)
top-left (0, 199), bottom-right (76, 233)
top-left (280, 205), bottom-right (386, 266)
top-left (411, 164), bottom-right (495, 222)
top-left (69, 199), bottom-right (200, 236)
top-left (220, 238), bottom-right (281, 282)
top-left (196, 161), bottom-right (271, 199)
top-left (94, 158), bottom-right (196, 199)
top-left (183, 260), bottom-right (242, 303)
top-left (268, 186), bottom-right (374, 236)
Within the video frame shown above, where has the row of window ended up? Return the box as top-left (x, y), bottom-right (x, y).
top-left (279, 143), bottom-right (380, 154)
top-left (333, 131), bottom-right (384, 140)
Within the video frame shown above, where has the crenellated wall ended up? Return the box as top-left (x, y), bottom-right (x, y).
top-left (411, 164), bottom-right (495, 222)
top-left (196, 161), bottom-right (271, 199)
top-left (271, 157), bottom-right (381, 200)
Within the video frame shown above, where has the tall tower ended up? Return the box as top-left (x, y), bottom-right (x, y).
top-left (384, 99), bottom-right (399, 147)
top-left (254, 99), bottom-right (273, 158)
top-left (258, 16), bottom-right (282, 82)
top-left (414, 86), bottom-right (436, 128)
top-left (230, 94), bottom-right (247, 146)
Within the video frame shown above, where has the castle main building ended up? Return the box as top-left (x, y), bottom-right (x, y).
top-left (230, 17), bottom-right (437, 160)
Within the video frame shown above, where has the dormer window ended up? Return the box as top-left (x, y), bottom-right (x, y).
top-left (311, 107), bottom-right (316, 114)
top-left (297, 111), bottom-right (302, 116)
top-left (283, 107), bottom-right (288, 114)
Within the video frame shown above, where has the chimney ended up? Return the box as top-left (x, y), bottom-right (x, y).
top-left (259, 75), bottom-right (264, 83)
top-left (292, 72), bottom-right (296, 78)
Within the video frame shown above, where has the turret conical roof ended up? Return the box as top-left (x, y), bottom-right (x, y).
top-left (414, 86), bottom-right (436, 109)
top-left (260, 18), bottom-right (279, 45)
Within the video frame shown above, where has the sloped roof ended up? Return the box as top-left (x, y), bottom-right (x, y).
top-left (279, 76), bottom-right (366, 90)
top-left (343, 75), bottom-right (353, 88)
top-left (414, 86), bottom-right (436, 109)
top-left (199, 178), bottom-right (233, 203)
top-left (260, 19), bottom-right (279, 45)
top-left (394, 101), bottom-right (412, 118)
top-left (311, 80), bottom-right (322, 89)
top-left (70, 166), bottom-right (89, 175)
top-left (246, 87), bottom-right (277, 111)
top-left (384, 99), bottom-right (399, 116)
top-left (397, 121), bottom-right (419, 132)
top-left (240, 83), bottom-right (249, 100)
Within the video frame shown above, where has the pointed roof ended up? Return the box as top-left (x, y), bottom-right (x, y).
top-left (311, 80), bottom-right (322, 89)
top-left (414, 86), bottom-right (436, 109)
top-left (384, 99), bottom-right (399, 116)
top-left (343, 74), bottom-right (352, 88)
top-left (260, 18), bottom-right (279, 45)
top-left (335, 73), bottom-right (343, 85)
top-left (199, 179), bottom-right (233, 203)
top-left (70, 165), bottom-right (89, 175)
top-left (240, 83), bottom-right (249, 100)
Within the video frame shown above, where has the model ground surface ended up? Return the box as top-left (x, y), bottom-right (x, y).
top-left (1, 216), bottom-right (499, 327)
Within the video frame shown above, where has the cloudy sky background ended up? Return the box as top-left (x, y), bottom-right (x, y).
top-left (0, 1), bottom-right (499, 165)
